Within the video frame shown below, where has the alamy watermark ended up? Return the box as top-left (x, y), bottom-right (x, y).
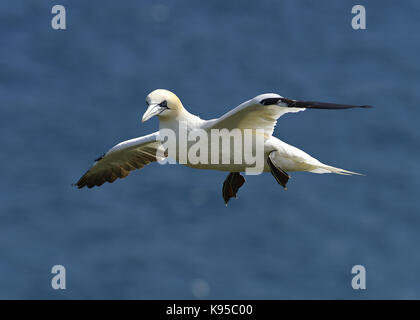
top-left (351, 5), bottom-right (366, 30)
top-left (51, 5), bottom-right (66, 30)
top-left (51, 265), bottom-right (66, 290)
top-left (351, 265), bottom-right (366, 290)
top-left (155, 122), bottom-right (266, 175)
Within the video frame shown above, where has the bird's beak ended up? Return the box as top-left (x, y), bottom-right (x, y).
top-left (142, 104), bottom-right (165, 122)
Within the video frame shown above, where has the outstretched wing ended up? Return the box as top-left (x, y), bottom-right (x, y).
top-left (76, 132), bottom-right (165, 188)
top-left (206, 93), bottom-right (371, 136)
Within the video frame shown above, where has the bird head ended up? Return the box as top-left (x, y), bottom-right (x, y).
top-left (142, 89), bottom-right (184, 122)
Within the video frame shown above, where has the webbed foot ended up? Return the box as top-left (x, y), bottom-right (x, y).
top-left (222, 172), bottom-right (246, 205)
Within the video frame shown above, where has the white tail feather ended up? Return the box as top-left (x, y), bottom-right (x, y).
top-left (310, 164), bottom-right (363, 176)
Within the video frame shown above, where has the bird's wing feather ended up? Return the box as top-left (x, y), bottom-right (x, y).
top-left (206, 94), bottom-right (371, 136)
top-left (76, 132), bottom-right (165, 188)
top-left (206, 97), bottom-right (305, 136)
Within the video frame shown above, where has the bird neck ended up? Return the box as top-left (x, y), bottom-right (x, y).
top-left (159, 107), bottom-right (203, 132)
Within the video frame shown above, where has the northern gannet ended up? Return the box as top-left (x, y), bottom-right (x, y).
top-left (76, 89), bottom-right (370, 205)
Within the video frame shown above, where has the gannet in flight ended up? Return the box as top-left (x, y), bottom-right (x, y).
top-left (76, 89), bottom-right (370, 205)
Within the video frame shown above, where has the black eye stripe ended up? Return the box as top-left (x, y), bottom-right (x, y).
top-left (160, 100), bottom-right (168, 108)
top-left (260, 97), bottom-right (281, 105)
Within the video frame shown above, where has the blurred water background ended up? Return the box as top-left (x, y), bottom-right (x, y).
top-left (1, 0), bottom-right (420, 299)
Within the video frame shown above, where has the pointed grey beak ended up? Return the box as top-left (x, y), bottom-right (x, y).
top-left (142, 104), bottom-right (165, 122)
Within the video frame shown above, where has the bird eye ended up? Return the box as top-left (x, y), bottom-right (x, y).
top-left (160, 100), bottom-right (168, 108)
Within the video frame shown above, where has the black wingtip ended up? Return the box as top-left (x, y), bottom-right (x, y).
top-left (71, 182), bottom-right (81, 188)
top-left (360, 105), bottom-right (373, 108)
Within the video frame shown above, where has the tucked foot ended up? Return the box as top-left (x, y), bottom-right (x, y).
top-left (222, 172), bottom-right (246, 205)
top-left (267, 155), bottom-right (290, 190)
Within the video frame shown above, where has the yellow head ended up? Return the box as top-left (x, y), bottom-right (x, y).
top-left (142, 89), bottom-right (185, 122)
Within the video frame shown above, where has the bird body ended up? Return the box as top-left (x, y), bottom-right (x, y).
top-left (76, 89), bottom-right (369, 204)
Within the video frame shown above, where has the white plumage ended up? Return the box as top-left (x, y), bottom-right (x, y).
top-left (76, 89), bottom-right (369, 204)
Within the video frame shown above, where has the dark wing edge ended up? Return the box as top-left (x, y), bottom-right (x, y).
top-left (279, 97), bottom-right (373, 110)
top-left (75, 145), bottom-right (162, 189)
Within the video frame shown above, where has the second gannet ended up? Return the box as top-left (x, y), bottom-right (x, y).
top-left (76, 89), bottom-right (371, 205)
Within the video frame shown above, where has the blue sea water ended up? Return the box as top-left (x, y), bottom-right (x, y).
top-left (0, 0), bottom-right (420, 299)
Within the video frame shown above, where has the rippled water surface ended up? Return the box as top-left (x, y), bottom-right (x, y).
top-left (1, 1), bottom-right (420, 299)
